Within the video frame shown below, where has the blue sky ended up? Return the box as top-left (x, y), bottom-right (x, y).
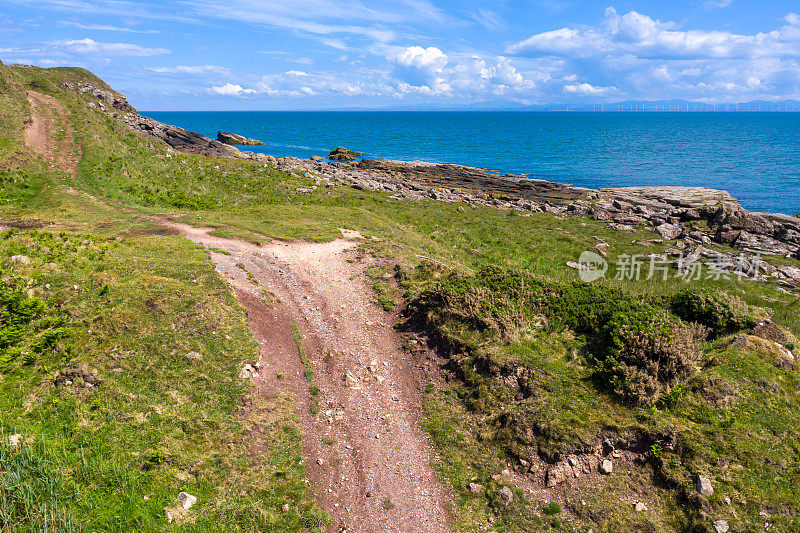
top-left (2, 0), bottom-right (799, 110)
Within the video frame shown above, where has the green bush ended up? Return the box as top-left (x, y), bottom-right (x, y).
top-left (27, 77), bottom-right (53, 92)
top-left (670, 288), bottom-right (764, 336)
top-left (542, 502), bottom-right (561, 515)
top-left (599, 309), bottom-right (707, 406)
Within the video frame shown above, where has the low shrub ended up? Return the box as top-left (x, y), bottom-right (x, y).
top-left (27, 77), bottom-right (53, 92)
top-left (599, 310), bottom-right (707, 405)
top-left (542, 502), bottom-right (561, 515)
top-left (669, 288), bottom-right (764, 336)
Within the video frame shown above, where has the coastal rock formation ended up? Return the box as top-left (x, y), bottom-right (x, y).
top-left (328, 146), bottom-right (364, 161)
top-left (124, 114), bottom-right (243, 157)
top-left (217, 131), bottom-right (265, 146)
top-left (274, 157), bottom-right (800, 281)
top-left (61, 81), bottom-right (244, 159)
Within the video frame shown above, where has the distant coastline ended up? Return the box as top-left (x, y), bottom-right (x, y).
top-left (141, 98), bottom-right (800, 113)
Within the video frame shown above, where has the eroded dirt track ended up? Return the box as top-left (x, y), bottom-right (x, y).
top-left (24, 90), bottom-right (80, 175)
top-left (156, 219), bottom-right (451, 532)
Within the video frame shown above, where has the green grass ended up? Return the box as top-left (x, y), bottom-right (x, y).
top-left (0, 65), bottom-right (327, 531)
top-left (0, 228), bottom-right (325, 531)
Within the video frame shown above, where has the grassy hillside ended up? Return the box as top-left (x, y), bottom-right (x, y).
top-left (1, 63), bottom-right (799, 532)
top-left (0, 65), bottom-right (327, 532)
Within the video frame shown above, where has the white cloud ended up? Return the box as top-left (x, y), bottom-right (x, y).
top-left (391, 46), bottom-right (450, 94)
top-left (500, 8), bottom-right (800, 103)
top-left (48, 38), bottom-right (170, 57)
top-left (704, 0), bottom-right (733, 9)
top-left (4, 0), bottom-right (196, 23)
top-left (209, 83), bottom-right (256, 95)
top-left (393, 46), bottom-right (448, 70)
top-left (563, 82), bottom-right (616, 95)
top-left (149, 65), bottom-right (229, 74)
top-left (386, 46), bottom-right (538, 98)
top-left (183, 0), bottom-right (450, 44)
top-left (507, 7), bottom-right (800, 60)
top-left (472, 9), bottom-right (506, 32)
top-left (60, 21), bottom-right (159, 33)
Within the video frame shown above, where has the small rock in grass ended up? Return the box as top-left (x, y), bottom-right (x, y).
top-left (635, 502), bottom-right (647, 512)
top-left (713, 519), bottom-right (729, 533)
top-left (498, 486), bottom-right (514, 505)
top-left (600, 459), bottom-right (613, 474)
top-left (468, 483), bottom-right (484, 494)
top-left (282, 503), bottom-right (291, 512)
top-left (696, 475), bottom-right (714, 498)
top-left (239, 364), bottom-right (255, 379)
top-left (9, 255), bottom-right (30, 265)
top-left (177, 491), bottom-right (197, 510)
top-left (8, 434), bottom-right (22, 447)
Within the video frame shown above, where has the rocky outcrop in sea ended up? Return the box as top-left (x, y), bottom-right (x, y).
top-left (217, 131), bottom-right (265, 146)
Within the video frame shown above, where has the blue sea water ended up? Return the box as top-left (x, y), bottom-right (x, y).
top-left (145, 111), bottom-right (800, 215)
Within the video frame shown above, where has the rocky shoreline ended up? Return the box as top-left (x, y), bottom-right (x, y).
top-left (275, 157), bottom-right (800, 286)
top-left (63, 81), bottom-right (800, 287)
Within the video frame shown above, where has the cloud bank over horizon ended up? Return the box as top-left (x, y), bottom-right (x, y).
top-left (2, 0), bottom-right (799, 110)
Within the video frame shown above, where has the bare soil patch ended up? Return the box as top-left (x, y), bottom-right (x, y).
top-left (24, 90), bottom-right (80, 176)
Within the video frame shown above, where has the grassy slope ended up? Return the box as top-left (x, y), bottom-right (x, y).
top-left (0, 65), bottom-right (326, 531)
top-left (1, 64), bottom-right (799, 532)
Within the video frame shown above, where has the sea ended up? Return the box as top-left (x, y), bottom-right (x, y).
top-left (145, 111), bottom-right (800, 215)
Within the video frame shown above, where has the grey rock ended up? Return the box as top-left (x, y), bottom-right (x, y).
top-left (600, 459), bottom-right (613, 474)
top-left (468, 482), bottom-right (484, 494)
top-left (9, 255), bottom-right (30, 265)
top-left (217, 131), bottom-right (265, 146)
top-left (497, 486), bottom-right (514, 504)
top-left (547, 462), bottom-right (573, 487)
top-left (696, 475), bottom-right (714, 498)
top-left (655, 223), bottom-right (683, 240)
top-left (608, 223), bottom-right (636, 232)
top-left (177, 491), bottom-right (197, 510)
top-left (713, 519), bottom-right (729, 532)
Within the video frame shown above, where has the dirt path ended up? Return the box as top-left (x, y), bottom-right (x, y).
top-left (156, 218), bottom-right (451, 532)
top-left (24, 90), bottom-right (80, 176)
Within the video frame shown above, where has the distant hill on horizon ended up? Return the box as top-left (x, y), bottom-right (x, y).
top-left (141, 98), bottom-right (800, 113)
